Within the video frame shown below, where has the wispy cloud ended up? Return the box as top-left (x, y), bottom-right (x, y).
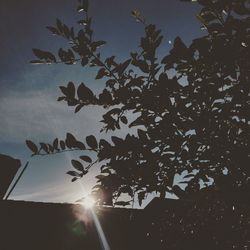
top-left (0, 88), bottom-right (104, 143)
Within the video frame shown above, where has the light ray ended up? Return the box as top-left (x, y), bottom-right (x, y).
top-left (90, 209), bottom-right (111, 250)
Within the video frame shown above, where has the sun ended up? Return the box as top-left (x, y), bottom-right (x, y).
top-left (82, 196), bottom-right (95, 209)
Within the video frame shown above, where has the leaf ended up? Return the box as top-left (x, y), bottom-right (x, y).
top-left (59, 86), bottom-right (68, 96)
top-left (58, 48), bottom-right (75, 64)
top-left (48, 144), bottom-right (54, 153)
top-left (77, 82), bottom-right (94, 101)
top-left (71, 160), bottom-right (84, 172)
top-left (115, 59), bottom-right (131, 75)
top-left (67, 171), bottom-right (80, 177)
top-left (105, 56), bottom-right (116, 67)
top-left (30, 60), bottom-right (44, 65)
top-left (114, 201), bottom-right (131, 206)
top-left (135, 60), bottom-right (149, 73)
top-left (57, 96), bottom-right (65, 101)
top-left (40, 143), bottom-right (49, 153)
top-left (32, 49), bottom-right (56, 63)
top-left (25, 140), bottom-right (38, 154)
top-left (106, 79), bottom-right (116, 88)
top-left (75, 104), bottom-right (84, 113)
top-left (71, 177), bottom-right (78, 182)
top-left (32, 49), bottom-right (45, 59)
top-left (56, 18), bottom-right (63, 33)
top-left (53, 138), bottom-right (59, 150)
top-left (80, 155), bottom-right (92, 163)
top-left (120, 116), bottom-right (128, 124)
top-left (75, 141), bottom-right (86, 150)
top-left (99, 139), bottom-right (111, 149)
top-left (172, 36), bottom-right (188, 59)
top-left (60, 82), bottom-right (75, 99)
top-left (46, 26), bottom-right (59, 35)
top-left (62, 24), bottom-right (70, 38)
top-left (60, 140), bottom-right (66, 150)
top-left (65, 132), bottom-right (77, 148)
top-left (207, 23), bottom-right (223, 34)
top-left (91, 41), bottom-right (106, 50)
top-left (101, 168), bottom-right (111, 174)
top-left (119, 186), bottom-right (133, 196)
top-left (96, 68), bottom-right (107, 79)
top-left (184, 174), bottom-right (195, 179)
top-left (138, 191), bottom-right (146, 206)
top-left (179, 181), bottom-right (190, 184)
top-left (111, 136), bottom-right (123, 145)
top-left (81, 57), bottom-right (88, 66)
top-left (86, 135), bottom-right (98, 149)
top-left (129, 116), bottom-right (143, 128)
top-left (99, 89), bottom-right (112, 104)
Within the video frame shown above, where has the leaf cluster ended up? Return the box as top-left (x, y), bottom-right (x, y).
top-left (27, 0), bottom-right (250, 206)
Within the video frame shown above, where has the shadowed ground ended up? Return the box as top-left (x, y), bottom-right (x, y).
top-left (0, 196), bottom-right (249, 250)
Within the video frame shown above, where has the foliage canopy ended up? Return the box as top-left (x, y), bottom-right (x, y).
top-left (26, 0), bottom-right (250, 207)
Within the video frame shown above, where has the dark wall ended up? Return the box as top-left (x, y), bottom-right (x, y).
top-left (0, 197), bottom-right (249, 250)
top-left (0, 154), bottom-right (21, 199)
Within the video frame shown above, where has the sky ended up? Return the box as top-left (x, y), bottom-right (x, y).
top-left (0, 0), bottom-right (203, 205)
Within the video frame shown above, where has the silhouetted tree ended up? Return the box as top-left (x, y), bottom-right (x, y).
top-left (27, 0), bottom-right (250, 207)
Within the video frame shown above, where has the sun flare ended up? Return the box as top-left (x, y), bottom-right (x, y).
top-left (82, 196), bottom-right (95, 209)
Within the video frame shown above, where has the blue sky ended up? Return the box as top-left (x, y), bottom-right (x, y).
top-left (0, 0), bottom-right (203, 205)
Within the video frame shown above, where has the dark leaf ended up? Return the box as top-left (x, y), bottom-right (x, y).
top-left (99, 139), bottom-right (111, 149)
top-left (77, 82), bottom-right (94, 101)
top-left (66, 132), bottom-right (77, 148)
top-left (184, 174), bottom-right (195, 179)
top-left (114, 201), bottom-right (131, 206)
top-left (60, 140), bottom-right (66, 150)
top-left (32, 49), bottom-right (56, 63)
top-left (59, 86), bottom-right (68, 96)
top-left (138, 191), bottom-right (146, 206)
top-left (56, 18), bottom-right (63, 33)
top-left (208, 23), bottom-right (223, 33)
top-left (46, 26), bottom-right (59, 35)
top-left (30, 60), bottom-right (44, 65)
top-left (40, 143), bottom-right (49, 153)
top-left (99, 89), bottom-right (112, 104)
top-left (25, 140), bottom-right (38, 154)
top-left (75, 141), bottom-right (86, 150)
top-left (106, 79), bottom-right (116, 88)
top-left (91, 41), bottom-right (106, 50)
top-left (48, 144), bottom-right (54, 153)
top-left (120, 116), bottom-right (128, 124)
top-left (81, 57), bottom-right (88, 66)
top-left (80, 155), bottom-right (92, 163)
top-left (53, 138), bottom-right (59, 150)
top-left (111, 136), bottom-right (123, 145)
top-left (86, 135), bottom-right (98, 149)
top-left (71, 160), bottom-right (84, 172)
top-left (96, 68), bottom-right (107, 79)
top-left (71, 177), bottom-right (78, 182)
top-left (115, 59), bottom-right (131, 75)
top-left (75, 104), bottom-right (84, 113)
top-left (67, 171), bottom-right (81, 177)
top-left (129, 116), bottom-right (143, 128)
top-left (57, 96), bottom-right (65, 101)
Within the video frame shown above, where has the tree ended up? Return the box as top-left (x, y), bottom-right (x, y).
top-left (26, 0), bottom-right (250, 207)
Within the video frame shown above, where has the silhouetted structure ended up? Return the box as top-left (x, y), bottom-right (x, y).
top-left (0, 196), bottom-right (249, 250)
top-left (0, 154), bottom-right (21, 199)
